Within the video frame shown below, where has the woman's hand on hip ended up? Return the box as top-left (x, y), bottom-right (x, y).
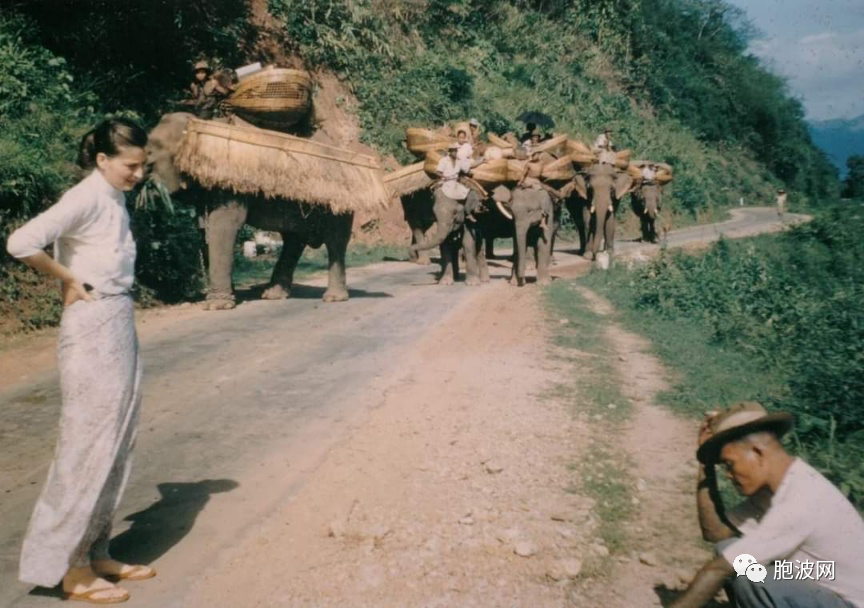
top-left (62, 280), bottom-right (94, 307)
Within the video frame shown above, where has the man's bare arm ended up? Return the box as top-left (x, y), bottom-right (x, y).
top-left (697, 465), bottom-right (735, 542)
top-left (670, 556), bottom-right (734, 608)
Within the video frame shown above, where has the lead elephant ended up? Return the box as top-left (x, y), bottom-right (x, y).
top-left (146, 112), bottom-right (353, 310)
top-left (630, 181), bottom-right (663, 243)
top-left (401, 189), bottom-right (436, 266)
top-left (510, 187), bottom-right (558, 287)
top-left (571, 164), bottom-right (634, 261)
top-left (410, 188), bottom-right (487, 285)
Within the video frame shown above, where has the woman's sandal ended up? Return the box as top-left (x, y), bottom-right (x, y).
top-left (94, 563), bottom-right (157, 582)
top-left (66, 586), bottom-right (130, 604)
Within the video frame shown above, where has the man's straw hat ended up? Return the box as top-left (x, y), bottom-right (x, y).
top-left (697, 401), bottom-right (794, 465)
top-left (194, 60), bottom-right (211, 72)
top-left (469, 118), bottom-right (480, 127)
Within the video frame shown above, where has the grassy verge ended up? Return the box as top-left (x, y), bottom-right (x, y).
top-left (578, 206), bottom-right (864, 509)
top-left (545, 282), bottom-right (634, 574)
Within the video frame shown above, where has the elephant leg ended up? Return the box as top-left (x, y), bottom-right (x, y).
top-left (583, 207), bottom-right (596, 260)
top-left (438, 238), bottom-right (457, 285)
top-left (204, 200), bottom-right (247, 310)
top-left (485, 237), bottom-right (496, 260)
top-left (463, 223), bottom-right (483, 286)
top-left (513, 220), bottom-right (529, 287)
top-left (322, 212), bottom-right (352, 302)
top-left (262, 237), bottom-right (305, 300)
top-left (605, 210), bottom-right (616, 254)
top-left (410, 227), bottom-right (432, 265)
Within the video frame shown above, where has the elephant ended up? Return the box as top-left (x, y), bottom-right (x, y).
top-left (570, 163), bottom-right (634, 261)
top-left (630, 181), bottom-right (663, 243)
top-left (410, 188), bottom-right (488, 285)
top-left (509, 187), bottom-right (558, 287)
top-left (401, 189), bottom-right (437, 266)
top-left (146, 112), bottom-right (353, 310)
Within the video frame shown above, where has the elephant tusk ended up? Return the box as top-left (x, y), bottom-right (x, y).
top-left (495, 199), bottom-right (514, 220)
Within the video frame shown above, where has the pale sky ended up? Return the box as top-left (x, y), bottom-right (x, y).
top-left (726, 0), bottom-right (864, 121)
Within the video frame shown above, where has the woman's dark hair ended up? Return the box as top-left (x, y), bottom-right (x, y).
top-left (457, 129), bottom-right (468, 136)
top-left (77, 117), bottom-right (148, 170)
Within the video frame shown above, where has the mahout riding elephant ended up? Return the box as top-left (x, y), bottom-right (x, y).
top-left (146, 112), bottom-right (352, 310)
top-left (509, 187), bottom-right (557, 287)
top-left (401, 189), bottom-right (436, 266)
top-left (630, 181), bottom-right (663, 243)
top-left (570, 163), bottom-right (634, 261)
top-left (410, 188), bottom-right (488, 285)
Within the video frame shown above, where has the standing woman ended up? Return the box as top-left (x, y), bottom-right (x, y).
top-left (6, 118), bottom-right (154, 604)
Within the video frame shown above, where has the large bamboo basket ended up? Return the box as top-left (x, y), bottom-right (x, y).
top-left (384, 162), bottom-right (433, 199)
top-left (533, 134), bottom-right (568, 157)
top-left (471, 159), bottom-right (509, 187)
top-left (507, 159), bottom-right (527, 182)
top-left (175, 118), bottom-right (389, 213)
top-left (541, 156), bottom-right (576, 183)
top-left (566, 139), bottom-right (592, 155)
top-left (656, 170), bottom-right (674, 184)
top-left (406, 128), bottom-right (453, 157)
top-left (227, 68), bottom-right (312, 130)
top-left (570, 151), bottom-right (598, 166)
top-left (616, 149), bottom-right (632, 162)
top-left (424, 150), bottom-right (442, 177)
top-left (627, 165), bottom-right (643, 181)
top-left (487, 133), bottom-right (515, 155)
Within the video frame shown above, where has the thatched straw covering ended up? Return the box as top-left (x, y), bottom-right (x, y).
top-left (567, 139), bottom-right (592, 155)
top-left (471, 159), bottom-right (509, 187)
top-left (384, 162), bottom-right (433, 199)
top-left (228, 68), bottom-right (312, 130)
top-left (541, 157), bottom-right (576, 183)
top-left (533, 134), bottom-right (568, 157)
top-left (175, 118), bottom-right (390, 213)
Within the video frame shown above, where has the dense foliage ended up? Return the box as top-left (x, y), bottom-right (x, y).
top-left (270, 0), bottom-right (837, 214)
top-left (843, 155), bottom-right (864, 198)
top-left (596, 209), bottom-right (864, 506)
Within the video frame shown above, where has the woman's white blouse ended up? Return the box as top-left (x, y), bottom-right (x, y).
top-left (6, 170), bottom-right (136, 295)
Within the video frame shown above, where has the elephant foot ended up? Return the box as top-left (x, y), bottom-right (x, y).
top-left (415, 256), bottom-right (432, 266)
top-left (438, 275), bottom-right (455, 286)
top-left (465, 276), bottom-right (481, 286)
top-left (323, 288), bottom-right (349, 302)
top-left (261, 284), bottom-right (291, 300)
top-left (480, 274), bottom-right (490, 283)
top-left (203, 298), bottom-right (236, 311)
top-left (583, 251), bottom-right (595, 261)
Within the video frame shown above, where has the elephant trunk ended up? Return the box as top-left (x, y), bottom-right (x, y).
top-left (412, 218), bottom-right (454, 252)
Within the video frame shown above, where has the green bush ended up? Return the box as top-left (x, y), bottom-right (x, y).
top-left (596, 207), bottom-right (864, 506)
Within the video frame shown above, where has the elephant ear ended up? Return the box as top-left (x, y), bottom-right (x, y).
top-left (572, 174), bottom-right (588, 199)
top-left (614, 173), bottom-right (635, 200)
top-left (146, 112), bottom-right (194, 194)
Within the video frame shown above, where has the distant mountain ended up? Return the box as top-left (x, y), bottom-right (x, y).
top-left (809, 115), bottom-right (864, 178)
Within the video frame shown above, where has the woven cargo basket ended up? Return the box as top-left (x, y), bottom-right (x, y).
top-left (424, 150), bottom-right (443, 177)
top-left (471, 158), bottom-right (509, 187)
top-left (616, 149), bottom-right (632, 162)
top-left (406, 128), bottom-right (454, 157)
top-left (227, 68), bottom-right (312, 130)
top-left (487, 133), bottom-right (515, 152)
top-left (566, 139), bottom-right (592, 155)
top-left (656, 170), bottom-right (674, 184)
top-left (532, 134), bottom-right (568, 157)
top-left (384, 162), bottom-right (433, 199)
top-left (541, 156), bottom-right (576, 183)
top-left (507, 159), bottom-right (527, 182)
top-left (174, 118), bottom-right (389, 213)
top-left (570, 151), bottom-right (598, 166)
top-left (627, 165), bottom-right (643, 180)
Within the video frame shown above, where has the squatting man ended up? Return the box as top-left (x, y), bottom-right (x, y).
top-left (670, 401), bottom-right (864, 608)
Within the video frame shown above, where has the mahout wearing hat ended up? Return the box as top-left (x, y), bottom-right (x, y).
top-left (194, 60), bottom-right (211, 72)
top-left (469, 118), bottom-right (480, 127)
top-left (697, 401), bottom-right (794, 465)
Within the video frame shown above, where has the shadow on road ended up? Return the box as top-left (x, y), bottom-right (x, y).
top-left (109, 479), bottom-right (239, 566)
top-left (655, 584), bottom-right (730, 607)
top-left (234, 284), bottom-right (393, 302)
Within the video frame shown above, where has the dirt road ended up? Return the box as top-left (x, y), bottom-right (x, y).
top-left (0, 208), bottom-right (805, 607)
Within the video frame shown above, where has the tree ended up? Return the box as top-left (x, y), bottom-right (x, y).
top-left (842, 155), bottom-right (864, 198)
